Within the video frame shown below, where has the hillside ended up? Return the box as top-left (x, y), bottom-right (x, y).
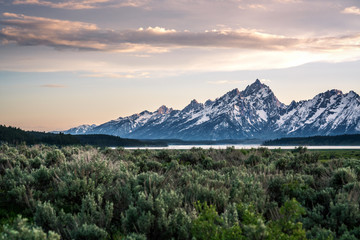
top-left (0, 125), bottom-right (166, 147)
top-left (263, 134), bottom-right (360, 146)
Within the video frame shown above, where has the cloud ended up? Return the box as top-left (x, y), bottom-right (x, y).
top-left (0, 13), bottom-right (174, 52)
top-left (12, 0), bottom-right (148, 9)
top-left (247, 4), bottom-right (268, 10)
top-left (341, 6), bottom-right (360, 15)
top-left (1, 12), bottom-right (360, 55)
top-left (0, 12), bottom-right (297, 52)
top-left (40, 84), bottom-right (66, 88)
top-left (82, 72), bottom-right (150, 79)
top-left (0, 13), bottom-right (102, 50)
top-left (274, 0), bottom-right (302, 3)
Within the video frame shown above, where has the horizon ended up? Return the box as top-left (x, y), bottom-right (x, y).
top-left (4, 78), bottom-right (359, 132)
top-left (73, 78), bottom-right (358, 122)
top-left (56, 79), bottom-right (360, 132)
top-left (1, 0), bottom-right (360, 131)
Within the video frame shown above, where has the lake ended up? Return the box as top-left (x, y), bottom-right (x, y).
top-left (123, 145), bottom-right (360, 150)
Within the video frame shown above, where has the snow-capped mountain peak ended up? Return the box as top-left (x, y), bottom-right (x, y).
top-left (182, 99), bottom-right (204, 113)
top-left (156, 105), bottom-right (172, 115)
top-left (61, 79), bottom-right (360, 140)
top-left (243, 79), bottom-right (268, 96)
top-left (62, 124), bottom-right (97, 134)
top-left (275, 89), bottom-right (360, 136)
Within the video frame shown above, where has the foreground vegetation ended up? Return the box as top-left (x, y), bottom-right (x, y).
top-left (1, 144), bottom-right (360, 239)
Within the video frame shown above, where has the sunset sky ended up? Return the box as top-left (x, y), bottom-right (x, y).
top-left (1, 0), bottom-right (360, 131)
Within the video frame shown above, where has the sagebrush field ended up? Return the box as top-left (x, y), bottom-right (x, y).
top-left (1, 144), bottom-right (360, 239)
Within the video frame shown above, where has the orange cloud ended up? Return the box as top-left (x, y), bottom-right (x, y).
top-left (12, 0), bottom-right (148, 9)
top-left (342, 6), bottom-right (360, 15)
top-left (82, 72), bottom-right (150, 79)
top-left (1, 12), bottom-right (360, 54)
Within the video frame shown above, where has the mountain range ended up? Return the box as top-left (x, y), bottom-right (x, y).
top-left (60, 79), bottom-right (360, 140)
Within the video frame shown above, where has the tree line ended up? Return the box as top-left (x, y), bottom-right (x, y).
top-left (0, 125), bottom-right (165, 147)
top-left (263, 134), bottom-right (360, 146)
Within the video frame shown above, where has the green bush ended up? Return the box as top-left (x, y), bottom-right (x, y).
top-left (1, 143), bottom-right (360, 239)
top-left (0, 215), bottom-right (60, 240)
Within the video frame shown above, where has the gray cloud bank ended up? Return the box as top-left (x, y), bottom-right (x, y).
top-left (0, 13), bottom-right (359, 53)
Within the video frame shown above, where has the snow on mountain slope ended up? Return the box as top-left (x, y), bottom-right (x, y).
top-left (124, 79), bottom-right (287, 140)
top-left (61, 79), bottom-right (360, 140)
top-left (62, 124), bottom-right (97, 134)
top-left (63, 106), bottom-right (174, 136)
top-left (274, 89), bottom-right (360, 137)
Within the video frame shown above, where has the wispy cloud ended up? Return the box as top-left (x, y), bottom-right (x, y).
top-left (341, 6), bottom-right (360, 15)
top-left (1, 12), bottom-right (360, 54)
top-left (82, 72), bottom-right (150, 79)
top-left (0, 13), bottom-right (171, 52)
top-left (274, 0), bottom-right (302, 3)
top-left (234, 0), bottom-right (301, 11)
top-left (12, 0), bottom-right (148, 9)
top-left (247, 4), bottom-right (268, 10)
top-left (40, 84), bottom-right (66, 88)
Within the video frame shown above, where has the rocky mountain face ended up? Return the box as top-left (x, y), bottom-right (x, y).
top-left (274, 89), bottom-right (360, 137)
top-left (61, 79), bottom-right (360, 140)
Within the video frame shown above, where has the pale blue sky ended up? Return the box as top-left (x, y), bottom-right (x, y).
top-left (0, 0), bottom-right (360, 131)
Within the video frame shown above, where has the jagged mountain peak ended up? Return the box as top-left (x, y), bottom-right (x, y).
top-left (241, 79), bottom-right (284, 109)
top-left (156, 105), bottom-right (172, 114)
top-left (205, 99), bottom-right (213, 107)
top-left (243, 79), bottom-right (269, 96)
top-left (61, 79), bottom-right (359, 140)
top-left (126, 110), bottom-right (151, 120)
top-left (62, 124), bottom-right (96, 134)
top-left (203, 79), bottom-right (273, 106)
top-left (188, 99), bottom-right (199, 105)
top-left (347, 90), bottom-right (359, 98)
top-left (287, 100), bottom-right (299, 111)
top-left (218, 88), bottom-right (241, 102)
top-left (321, 89), bottom-right (343, 98)
top-left (229, 88), bottom-right (240, 95)
top-left (81, 124), bottom-right (96, 127)
top-left (139, 110), bottom-right (151, 115)
top-left (307, 89), bottom-right (345, 107)
top-left (289, 100), bottom-right (297, 106)
top-left (183, 99), bottom-right (203, 112)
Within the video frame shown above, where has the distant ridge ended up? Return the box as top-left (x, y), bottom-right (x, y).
top-left (0, 125), bottom-right (166, 147)
top-left (61, 79), bottom-right (360, 140)
top-left (263, 134), bottom-right (360, 146)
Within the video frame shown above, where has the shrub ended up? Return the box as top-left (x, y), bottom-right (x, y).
top-left (123, 233), bottom-right (147, 240)
top-left (330, 168), bottom-right (356, 190)
top-left (0, 215), bottom-right (60, 240)
top-left (71, 224), bottom-right (107, 240)
top-left (45, 150), bottom-right (65, 167)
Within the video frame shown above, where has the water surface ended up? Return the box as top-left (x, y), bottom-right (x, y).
top-left (123, 145), bottom-right (360, 150)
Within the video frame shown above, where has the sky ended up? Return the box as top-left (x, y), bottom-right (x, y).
top-left (0, 0), bottom-right (360, 131)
